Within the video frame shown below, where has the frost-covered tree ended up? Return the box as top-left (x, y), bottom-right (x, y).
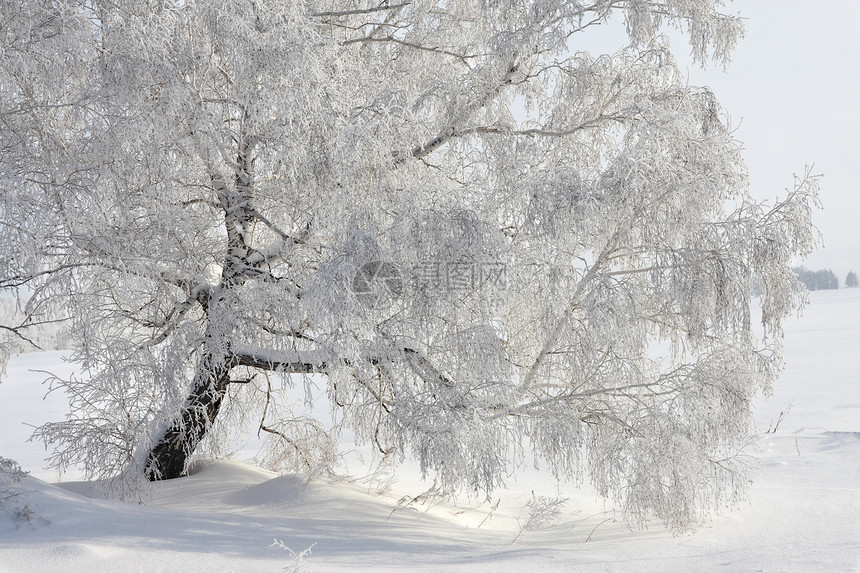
top-left (845, 271), bottom-right (858, 288)
top-left (1, 0), bottom-right (819, 531)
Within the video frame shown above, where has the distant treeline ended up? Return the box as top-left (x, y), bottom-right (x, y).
top-left (792, 267), bottom-right (858, 291)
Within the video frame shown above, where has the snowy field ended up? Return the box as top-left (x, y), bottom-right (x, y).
top-left (1, 289), bottom-right (858, 572)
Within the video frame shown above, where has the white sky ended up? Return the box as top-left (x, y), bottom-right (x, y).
top-left (675, 0), bottom-right (860, 281)
top-left (580, 1), bottom-right (860, 282)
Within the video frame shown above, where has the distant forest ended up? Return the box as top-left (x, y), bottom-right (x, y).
top-left (792, 267), bottom-right (858, 291)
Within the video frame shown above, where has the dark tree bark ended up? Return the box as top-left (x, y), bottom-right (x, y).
top-left (143, 341), bottom-right (328, 480)
top-left (145, 344), bottom-right (232, 480)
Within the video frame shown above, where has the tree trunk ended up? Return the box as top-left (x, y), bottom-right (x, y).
top-left (146, 135), bottom-right (256, 481)
top-left (145, 346), bottom-right (232, 480)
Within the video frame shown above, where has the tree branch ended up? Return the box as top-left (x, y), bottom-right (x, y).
top-left (518, 239), bottom-right (620, 396)
top-left (0, 323), bottom-right (42, 349)
top-left (402, 113), bottom-right (625, 163)
top-left (230, 344), bottom-right (328, 374)
top-left (402, 347), bottom-right (454, 387)
top-left (340, 35), bottom-right (473, 61)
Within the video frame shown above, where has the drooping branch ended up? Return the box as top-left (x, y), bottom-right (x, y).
top-left (257, 373), bottom-right (324, 471)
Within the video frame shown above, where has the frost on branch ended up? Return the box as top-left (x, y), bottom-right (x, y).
top-left (1, 0), bottom-right (818, 531)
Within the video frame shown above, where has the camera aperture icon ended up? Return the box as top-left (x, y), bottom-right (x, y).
top-left (352, 261), bottom-right (403, 309)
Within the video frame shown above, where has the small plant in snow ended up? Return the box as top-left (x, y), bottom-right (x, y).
top-left (389, 478), bottom-right (452, 518)
top-left (765, 404), bottom-right (792, 434)
top-left (512, 492), bottom-right (568, 543)
top-left (0, 457), bottom-right (36, 529)
top-left (271, 539), bottom-right (316, 573)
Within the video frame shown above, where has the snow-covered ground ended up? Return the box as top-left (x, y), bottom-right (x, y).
top-left (1, 289), bottom-right (858, 572)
